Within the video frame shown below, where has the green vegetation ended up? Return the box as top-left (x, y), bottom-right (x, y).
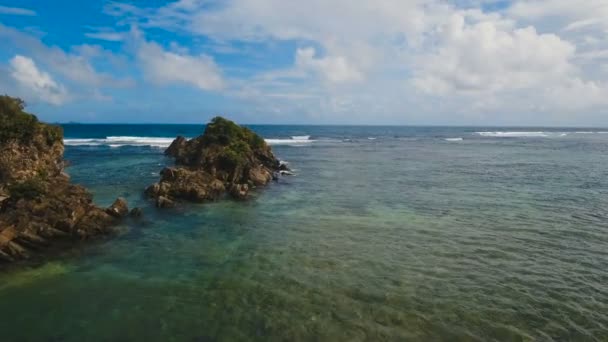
top-left (202, 116), bottom-right (266, 149)
top-left (203, 116), bottom-right (267, 168)
top-left (0, 95), bottom-right (63, 145)
top-left (7, 178), bottom-right (47, 200)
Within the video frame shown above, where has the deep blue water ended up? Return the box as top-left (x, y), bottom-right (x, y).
top-left (1, 125), bottom-right (608, 341)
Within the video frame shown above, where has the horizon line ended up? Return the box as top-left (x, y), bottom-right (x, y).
top-left (54, 122), bottom-right (608, 129)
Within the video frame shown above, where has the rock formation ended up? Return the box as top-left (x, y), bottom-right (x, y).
top-left (146, 116), bottom-right (286, 206)
top-left (0, 95), bottom-right (127, 264)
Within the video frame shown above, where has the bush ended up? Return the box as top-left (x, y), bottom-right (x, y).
top-left (8, 178), bottom-right (46, 200)
top-left (0, 95), bottom-right (63, 145)
top-left (202, 116), bottom-right (266, 150)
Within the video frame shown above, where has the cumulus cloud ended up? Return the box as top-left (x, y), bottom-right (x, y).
top-left (67, 0), bottom-right (608, 123)
top-left (295, 48), bottom-right (363, 83)
top-left (137, 40), bottom-right (225, 91)
top-left (413, 13), bottom-right (577, 94)
top-left (9, 55), bottom-right (69, 105)
top-left (0, 24), bottom-right (133, 88)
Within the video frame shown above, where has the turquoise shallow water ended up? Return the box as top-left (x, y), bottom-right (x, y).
top-left (1, 126), bottom-right (608, 341)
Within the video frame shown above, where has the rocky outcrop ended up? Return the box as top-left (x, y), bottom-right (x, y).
top-left (146, 116), bottom-right (287, 204)
top-left (0, 95), bottom-right (127, 264)
top-left (106, 198), bottom-right (129, 218)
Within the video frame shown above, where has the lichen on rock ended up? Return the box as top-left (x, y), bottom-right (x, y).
top-left (0, 95), bottom-right (128, 264)
top-left (146, 116), bottom-right (287, 205)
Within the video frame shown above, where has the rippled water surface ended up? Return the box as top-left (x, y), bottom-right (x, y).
top-left (1, 126), bottom-right (608, 341)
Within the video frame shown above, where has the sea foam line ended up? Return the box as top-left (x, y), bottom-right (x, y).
top-left (476, 131), bottom-right (548, 137)
top-left (64, 135), bottom-right (315, 147)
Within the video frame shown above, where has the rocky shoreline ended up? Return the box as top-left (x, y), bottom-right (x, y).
top-left (0, 96), bottom-right (131, 265)
top-left (0, 97), bottom-right (289, 266)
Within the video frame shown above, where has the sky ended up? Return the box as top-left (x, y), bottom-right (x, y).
top-left (0, 0), bottom-right (607, 125)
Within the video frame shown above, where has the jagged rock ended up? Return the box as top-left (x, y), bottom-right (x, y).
top-left (165, 136), bottom-right (188, 159)
top-left (106, 197), bottom-right (129, 218)
top-left (147, 117), bottom-right (286, 206)
top-left (229, 183), bottom-right (249, 200)
top-left (0, 95), bottom-right (125, 264)
top-left (248, 165), bottom-right (273, 186)
top-left (146, 167), bottom-right (225, 202)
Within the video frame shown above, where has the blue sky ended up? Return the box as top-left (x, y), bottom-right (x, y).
top-left (1, 0), bottom-right (607, 125)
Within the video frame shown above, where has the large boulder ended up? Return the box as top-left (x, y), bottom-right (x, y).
top-left (0, 95), bottom-right (126, 264)
top-left (147, 116), bottom-right (285, 206)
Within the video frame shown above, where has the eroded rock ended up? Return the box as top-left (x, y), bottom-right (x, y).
top-left (0, 95), bottom-right (126, 264)
top-left (147, 116), bottom-right (287, 206)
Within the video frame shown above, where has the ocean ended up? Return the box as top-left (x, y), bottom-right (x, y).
top-left (1, 124), bottom-right (607, 341)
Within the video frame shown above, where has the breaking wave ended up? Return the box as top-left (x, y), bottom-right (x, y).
top-left (65, 135), bottom-right (316, 148)
top-left (476, 132), bottom-right (548, 138)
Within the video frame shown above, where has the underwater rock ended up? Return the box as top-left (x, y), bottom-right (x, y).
top-left (155, 196), bottom-right (176, 209)
top-left (147, 116), bottom-right (286, 206)
top-left (0, 95), bottom-right (127, 265)
top-left (129, 207), bottom-right (143, 218)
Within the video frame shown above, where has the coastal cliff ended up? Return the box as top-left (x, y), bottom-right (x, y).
top-left (0, 96), bottom-right (128, 264)
top-left (146, 116), bottom-right (286, 206)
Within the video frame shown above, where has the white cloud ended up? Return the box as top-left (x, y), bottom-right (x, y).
top-left (85, 32), bottom-right (124, 42)
top-left (0, 5), bottom-right (36, 16)
top-left (137, 40), bottom-right (224, 91)
top-left (83, 0), bottom-right (608, 123)
top-left (0, 24), bottom-right (133, 88)
top-left (295, 48), bottom-right (363, 83)
top-left (9, 55), bottom-right (69, 105)
top-left (413, 13), bottom-right (576, 94)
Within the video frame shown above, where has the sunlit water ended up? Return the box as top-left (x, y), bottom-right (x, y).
top-left (1, 125), bottom-right (608, 341)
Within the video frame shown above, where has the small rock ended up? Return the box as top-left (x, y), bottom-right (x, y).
top-left (106, 197), bottom-right (129, 218)
top-left (129, 207), bottom-right (143, 218)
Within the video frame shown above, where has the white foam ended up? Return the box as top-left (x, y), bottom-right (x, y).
top-left (63, 138), bottom-right (102, 145)
top-left (367, 137), bottom-right (377, 140)
top-left (476, 131), bottom-right (548, 138)
top-left (64, 136), bottom-right (179, 148)
top-left (265, 139), bottom-right (314, 146)
top-left (66, 135), bottom-right (316, 147)
top-left (445, 137), bottom-right (463, 141)
top-left (105, 136), bottom-right (176, 147)
top-left (291, 135), bottom-right (310, 140)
